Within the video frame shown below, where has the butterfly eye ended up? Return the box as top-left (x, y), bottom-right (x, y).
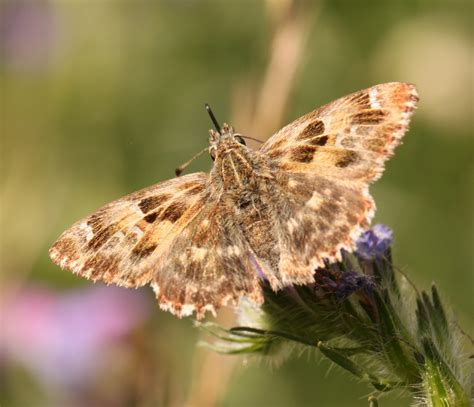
top-left (209, 146), bottom-right (216, 161)
top-left (234, 135), bottom-right (246, 146)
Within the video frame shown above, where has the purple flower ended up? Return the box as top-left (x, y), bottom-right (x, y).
top-left (0, 1), bottom-right (56, 71)
top-left (334, 272), bottom-right (374, 299)
top-left (1, 284), bottom-right (150, 391)
top-left (314, 268), bottom-right (373, 300)
top-left (356, 224), bottom-right (393, 260)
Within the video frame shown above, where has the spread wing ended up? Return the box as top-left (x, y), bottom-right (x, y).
top-left (258, 83), bottom-right (418, 285)
top-left (49, 173), bottom-right (210, 288)
top-left (49, 172), bottom-right (264, 319)
top-left (261, 82), bottom-right (418, 183)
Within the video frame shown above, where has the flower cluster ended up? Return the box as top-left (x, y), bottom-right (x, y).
top-left (202, 225), bottom-right (472, 406)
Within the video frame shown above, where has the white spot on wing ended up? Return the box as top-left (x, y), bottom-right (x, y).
top-left (79, 222), bottom-right (94, 242)
top-left (191, 247), bottom-right (207, 261)
top-left (226, 245), bottom-right (241, 256)
top-left (369, 88), bottom-right (381, 109)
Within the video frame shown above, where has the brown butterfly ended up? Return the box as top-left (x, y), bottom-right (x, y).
top-left (49, 82), bottom-right (418, 319)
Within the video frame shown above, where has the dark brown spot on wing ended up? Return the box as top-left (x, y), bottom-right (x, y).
top-left (87, 223), bottom-right (119, 249)
top-left (290, 146), bottom-right (317, 163)
top-left (335, 151), bottom-right (359, 168)
top-left (178, 182), bottom-right (205, 195)
top-left (186, 183), bottom-right (205, 195)
top-left (178, 182), bottom-right (197, 190)
top-left (308, 135), bottom-right (328, 146)
top-left (160, 201), bottom-right (186, 223)
top-left (87, 211), bottom-right (107, 234)
top-left (351, 109), bottom-right (386, 125)
top-left (50, 237), bottom-right (76, 259)
top-left (139, 194), bottom-right (171, 213)
top-left (348, 91), bottom-right (371, 109)
top-left (297, 120), bottom-right (325, 141)
top-left (267, 149), bottom-right (284, 160)
top-left (320, 201), bottom-right (340, 216)
top-left (143, 211), bottom-right (159, 223)
top-left (84, 254), bottom-right (120, 279)
top-left (131, 242), bottom-right (157, 261)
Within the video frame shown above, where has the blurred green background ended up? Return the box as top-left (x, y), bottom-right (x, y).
top-left (1, 0), bottom-right (472, 406)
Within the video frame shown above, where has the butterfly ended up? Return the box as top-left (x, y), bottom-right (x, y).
top-left (49, 82), bottom-right (418, 319)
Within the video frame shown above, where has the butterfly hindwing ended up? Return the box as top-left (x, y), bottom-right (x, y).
top-left (271, 172), bottom-right (374, 286)
top-left (151, 200), bottom-right (263, 318)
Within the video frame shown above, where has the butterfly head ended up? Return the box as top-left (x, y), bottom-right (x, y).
top-left (208, 123), bottom-right (246, 161)
top-left (205, 103), bottom-right (246, 161)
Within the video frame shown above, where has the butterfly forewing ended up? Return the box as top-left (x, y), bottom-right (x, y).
top-left (261, 82), bottom-right (418, 183)
top-left (257, 83), bottom-right (417, 285)
top-left (49, 172), bottom-right (209, 287)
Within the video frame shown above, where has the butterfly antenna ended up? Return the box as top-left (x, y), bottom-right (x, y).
top-left (241, 135), bottom-right (264, 144)
top-left (175, 147), bottom-right (208, 177)
top-left (205, 103), bottom-right (222, 133)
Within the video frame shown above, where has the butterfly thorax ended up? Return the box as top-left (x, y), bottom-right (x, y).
top-left (206, 125), bottom-right (281, 271)
top-left (208, 125), bottom-right (272, 193)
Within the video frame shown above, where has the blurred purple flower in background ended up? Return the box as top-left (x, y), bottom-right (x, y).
top-left (356, 224), bottom-right (393, 260)
top-left (1, 285), bottom-right (150, 391)
top-left (0, 0), bottom-right (57, 71)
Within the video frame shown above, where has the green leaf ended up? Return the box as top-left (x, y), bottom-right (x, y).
top-left (372, 290), bottom-right (419, 384)
top-left (416, 296), bottom-right (431, 337)
top-left (431, 285), bottom-right (448, 332)
top-left (427, 285), bottom-right (452, 359)
top-left (421, 338), bottom-right (470, 407)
